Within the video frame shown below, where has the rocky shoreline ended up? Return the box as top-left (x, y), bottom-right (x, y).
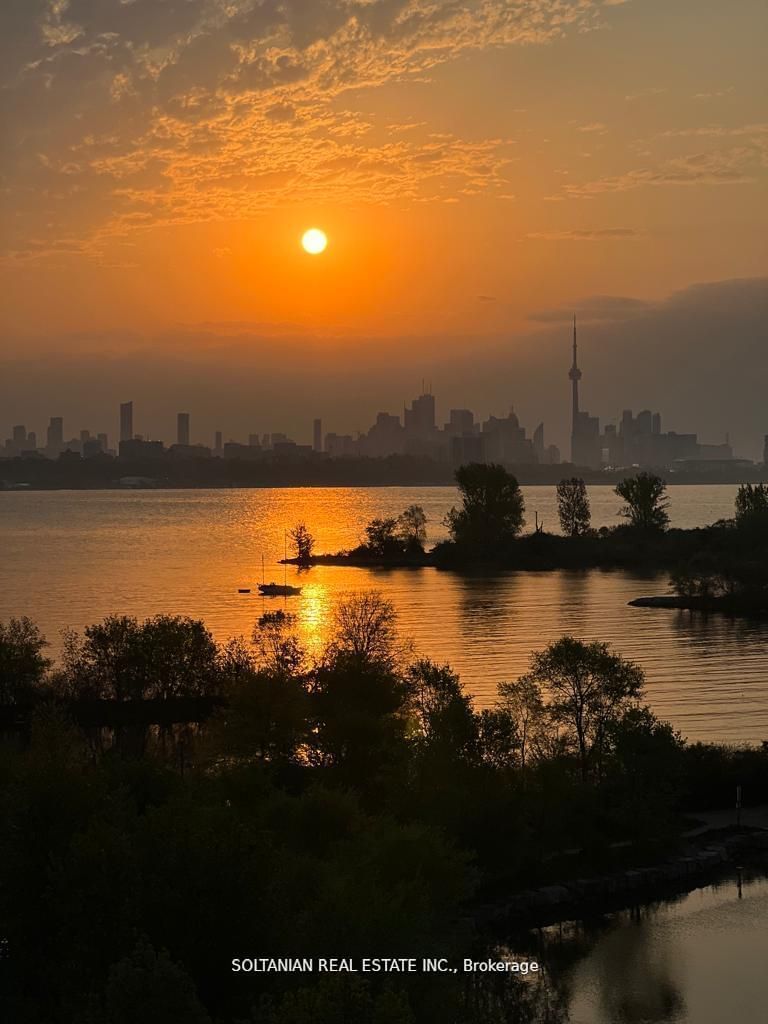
top-left (476, 828), bottom-right (768, 929)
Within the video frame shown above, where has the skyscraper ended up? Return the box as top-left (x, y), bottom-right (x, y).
top-left (47, 416), bottom-right (63, 449)
top-left (120, 401), bottom-right (133, 443)
top-left (313, 418), bottom-right (322, 453)
top-left (404, 391), bottom-right (436, 437)
top-left (177, 412), bottom-right (190, 446)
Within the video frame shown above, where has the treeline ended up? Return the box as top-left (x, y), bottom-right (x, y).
top-left (2, 598), bottom-right (767, 1021)
top-left (298, 469), bottom-right (768, 595)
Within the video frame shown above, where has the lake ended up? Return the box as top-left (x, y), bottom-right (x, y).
top-left (521, 869), bottom-right (768, 1024)
top-left (2, 484), bottom-right (767, 744)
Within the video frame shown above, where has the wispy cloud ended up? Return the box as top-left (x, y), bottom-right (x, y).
top-left (0, 0), bottom-right (609, 261)
top-left (693, 86), bottom-right (735, 100)
top-left (526, 228), bottom-right (639, 240)
top-left (559, 144), bottom-right (765, 198)
top-left (624, 87), bottom-right (666, 101)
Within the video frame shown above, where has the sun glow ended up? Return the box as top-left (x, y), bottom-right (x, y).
top-left (301, 228), bottom-right (328, 254)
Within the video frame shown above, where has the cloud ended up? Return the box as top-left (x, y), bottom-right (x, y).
top-left (693, 86), bottom-right (735, 100)
top-left (560, 143), bottom-right (765, 198)
top-left (0, 0), bottom-right (610, 260)
top-left (529, 294), bottom-right (651, 323)
top-left (575, 122), bottom-right (608, 134)
top-left (660, 123), bottom-right (768, 139)
top-left (624, 87), bottom-right (666, 101)
top-left (525, 228), bottom-right (639, 241)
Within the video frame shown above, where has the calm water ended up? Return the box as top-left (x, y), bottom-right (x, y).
top-left (2, 485), bottom-right (767, 744)
top-left (527, 870), bottom-right (768, 1024)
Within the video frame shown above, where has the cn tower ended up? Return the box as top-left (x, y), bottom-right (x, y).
top-left (569, 315), bottom-right (581, 451)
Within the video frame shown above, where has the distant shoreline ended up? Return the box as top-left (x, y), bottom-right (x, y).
top-left (0, 453), bottom-right (763, 492)
top-left (0, 478), bottom-right (758, 494)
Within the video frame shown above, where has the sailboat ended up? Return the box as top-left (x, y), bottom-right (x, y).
top-left (258, 540), bottom-right (302, 597)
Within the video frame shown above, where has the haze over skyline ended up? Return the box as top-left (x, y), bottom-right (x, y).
top-left (1, 1), bottom-right (766, 455)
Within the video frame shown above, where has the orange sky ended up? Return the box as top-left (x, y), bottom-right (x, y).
top-left (0, 0), bottom-right (766, 453)
top-left (2, 0), bottom-right (766, 339)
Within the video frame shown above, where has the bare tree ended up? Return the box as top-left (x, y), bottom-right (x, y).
top-left (326, 591), bottom-right (409, 670)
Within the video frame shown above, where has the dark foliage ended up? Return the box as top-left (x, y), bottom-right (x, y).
top-left (1, 606), bottom-right (764, 1023)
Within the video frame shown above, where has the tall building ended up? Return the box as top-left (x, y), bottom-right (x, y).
top-left (47, 416), bottom-right (64, 450)
top-left (120, 401), bottom-right (133, 443)
top-left (313, 418), bottom-right (322, 453)
top-left (177, 412), bottom-right (190, 446)
top-left (445, 409), bottom-right (475, 436)
top-left (404, 391), bottom-right (436, 437)
top-left (764, 435), bottom-right (768, 467)
top-left (214, 430), bottom-right (223, 454)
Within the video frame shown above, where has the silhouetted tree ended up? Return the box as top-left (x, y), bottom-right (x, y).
top-left (0, 617), bottom-right (50, 703)
top-left (477, 708), bottom-right (519, 772)
top-left (405, 659), bottom-right (478, 760)
top-left (556, 477), bottom-right (591, 536)
top-left (59, 615), bottom-right (223, 700)
top-left (735, 482), bottom-right (768, 528)
top-left (104, 939), bottom-right (211, 1024)
top-left (362, 516), bottom-right (401, 556)
top-left (289, 522), bottom-right (315, 564)
top-left (615, 472), bottom-right (670, 531)
top-left (495, 675), bottom-right (545, 774)
top-left (446, 463), bottom-right (525, 552)
top-left (252, 610), bottom-right (305, 678)
top-left (528, 637), bottom-right (645, 782)
top-left (326, 591), bottom-right (406, 671)
top-left (396, 504), bottom-right (427, 552)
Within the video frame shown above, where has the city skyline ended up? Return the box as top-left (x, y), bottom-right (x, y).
top-left (0, 1), bottom-right (766, 459)
top-left (4, 327), bottom-right (761, 470)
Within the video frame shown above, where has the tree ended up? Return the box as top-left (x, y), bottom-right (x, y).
top-left (615, 472), bottom-right (670, 531)
top-left (59, 615), bottom-right (223, 700)
top-left (528, 637), bottom-right (645, 782)
top-left (396, 504), bottom-right (427, 553)
top-left (556, 478), bottom-right (591, 537)
top-left (252, 610), bottom-right (305, 678)
top-left (0, 617), bottom-right (50, 703)
top-left (326, 592), bottom-right (405, 671)
top-left (495, 676), bottom-right (545, 774)
top-left (404, 659), bottom-right (478, 760)
top-left (445, 463), bottom-right (525, 552)
top-left (105, 939), bottom-right (212, 1024)
top-left (289, 523), bottom-right (315, 564)
top-left (735, 483), bottom-right (768, 528)
top-left (313, 594), bottom-right (411, 773)
top-left (362, 517), bottom-right (401, 556)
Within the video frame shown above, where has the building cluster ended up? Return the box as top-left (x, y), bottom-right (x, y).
top-left (2, 326), bottom-right (762, 470)
top-left (325, 392), bottom-right (560, 466)
top-left (567, 318), bottom-right (742, 469)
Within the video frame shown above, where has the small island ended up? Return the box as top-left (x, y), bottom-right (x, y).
top-left (283, 467), bottom-right (768, 617)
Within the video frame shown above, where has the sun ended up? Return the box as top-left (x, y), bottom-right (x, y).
top-left (301, 228), bottom-right (328, 255)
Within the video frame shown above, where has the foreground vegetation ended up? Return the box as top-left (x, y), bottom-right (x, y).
top-left (2, 598), bottom-right (767, 1022)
